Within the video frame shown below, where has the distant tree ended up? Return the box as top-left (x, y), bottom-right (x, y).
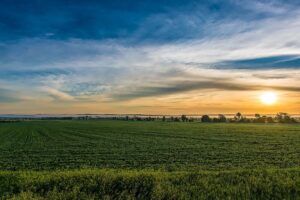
top-left (256, 115), bottom-right (267, 123)
top-left (181, 115), bottom-right (188, 122)
top-left (135, 117), bottom-right (142, 121)
top-left (235, 112), bottom-right (242, 120)
top-left (255, 114), bottom-right (261, 118)
top-left (201, 115), bottom-right (211, 122)
top-left (234, 112), bottom-right (243, 122)
top-left (276, 112), bottom-right (297, 123)
top-left (276, 112), bottom-right (287, 120)
top-left (125, 116), bottom-right (129, 121)
top-left (145, 117), bottom-right (153, 121)
top-left (266, 117), bottom-right (274, 123)
top-left (174, 117), bottom-right (180, 122)
top-left (243, 118), bottom-right (251, 123)
top-left (252, 114), bottom-right (267, 123)
top-left (212, 117), bottom-right (219, 122)
top-left (290, 118), bottom-right (298, 123)
top-left (218, 114), bottom-right (227, 122)
top-left (162, 116), bottom-right (166, 122)
top-left (276, 112), bottom-right (290, 123)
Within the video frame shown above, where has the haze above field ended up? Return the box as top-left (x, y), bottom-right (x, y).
top-left (0, 0), bottom-right (300, 114)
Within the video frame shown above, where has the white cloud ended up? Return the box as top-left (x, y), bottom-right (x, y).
top-left (42, 87), bottom-right (74, 101)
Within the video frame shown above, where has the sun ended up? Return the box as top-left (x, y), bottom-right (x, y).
top-left (260, 92), bottom-right (277, 105)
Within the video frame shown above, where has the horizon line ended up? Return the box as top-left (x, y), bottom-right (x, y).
top-left (1, 113), bottom-right (300, 116)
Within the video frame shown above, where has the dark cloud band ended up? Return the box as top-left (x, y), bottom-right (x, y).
top-left (215, 55), bottom-right (300, 70)
top-left (112, 79), bottom-right (300, 101)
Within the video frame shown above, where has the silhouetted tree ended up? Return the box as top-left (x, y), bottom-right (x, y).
top-left (256, 115), bottom-right (267, 123)
top-left (235, 112), bottom-right (242, 120)
top-left (276, 112), bottom-right (297, 123)
top-left (174, 117), bottom-right (180, 122)
top-left (212, 117), bottom-right (219, 122)
top-left (234, 112), bottom-right (245, 122)
top-left (201, 115), bottom-right (211, 122)
top-left (181, 115), bottom-right (188, 122)
top-left (276, 112), bottom-right (287, 121)
top-left (255, 114), bottom-right (261, 118)
top-left (266, 117), bottom-right (274, 123)
top-left (218, 114), bottom-right (227, 122)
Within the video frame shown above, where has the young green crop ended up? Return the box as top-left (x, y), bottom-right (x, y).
top-left (1, 168), bottom-right (299, 199)
top-left (0, 120), bottom-right (299, 171)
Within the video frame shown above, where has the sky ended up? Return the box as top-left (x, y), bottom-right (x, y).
top-left (0, 0), bottom-right (300, 114)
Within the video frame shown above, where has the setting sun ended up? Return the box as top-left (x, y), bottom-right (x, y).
top-left (260, 92), bottom-right (277, 105)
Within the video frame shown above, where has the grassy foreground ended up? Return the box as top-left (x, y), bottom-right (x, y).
top-left (1, 168), bottom-right (300, 199)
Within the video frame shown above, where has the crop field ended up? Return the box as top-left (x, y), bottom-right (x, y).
top-left (0, 120), bottom-right (299, 170)
top-left (0, 120), bottom-right (300, 199)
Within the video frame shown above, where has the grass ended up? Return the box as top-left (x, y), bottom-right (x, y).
top-left (0, 120), bottom-right (299, 199)
top-left (1, 168), bottom-right (300, 199)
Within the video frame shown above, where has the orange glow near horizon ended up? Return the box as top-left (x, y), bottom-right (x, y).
top-left (0, 90), bottom-right (299, 115)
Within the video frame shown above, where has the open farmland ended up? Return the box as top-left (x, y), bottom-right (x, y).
top-left (0, 120), bottom-right (299, 170)
top-left (0, 120), bottom-right (300, 199)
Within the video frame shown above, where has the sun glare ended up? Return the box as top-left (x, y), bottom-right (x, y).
top-left (260, 92), bottom-right (277, 105)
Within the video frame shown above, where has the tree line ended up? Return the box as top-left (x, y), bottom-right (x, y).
top-left (122, 112), bottom-right (298, 123)
top-left (0, 112), bottom-right (298, 123)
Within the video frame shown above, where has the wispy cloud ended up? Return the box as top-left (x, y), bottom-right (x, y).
top-left (111, 79), bottom-right (300, 101)
top-left (42, 87), bottom-right (74, 101)
top-left (214, 55), bottom-right (300, 69)
top-left (232, 0), bottom-right (291, 15)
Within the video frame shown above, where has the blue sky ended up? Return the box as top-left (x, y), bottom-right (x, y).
top-left (2, 0), bottom-right (299, 42)
top-left (0, 0), bottom-right (270, 41)
top-left (0, 0), bottom-right (300, 114)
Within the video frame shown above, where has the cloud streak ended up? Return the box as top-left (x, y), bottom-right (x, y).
top-left (111, 79), bottom-right (300, 101)
top-left (215, 55), bottom-right (300, 69)
top-left (42, 87), bottom-right (74, 101)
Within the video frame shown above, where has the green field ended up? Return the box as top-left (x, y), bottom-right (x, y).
top-left (0, 120), bottom-right (300, 199)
